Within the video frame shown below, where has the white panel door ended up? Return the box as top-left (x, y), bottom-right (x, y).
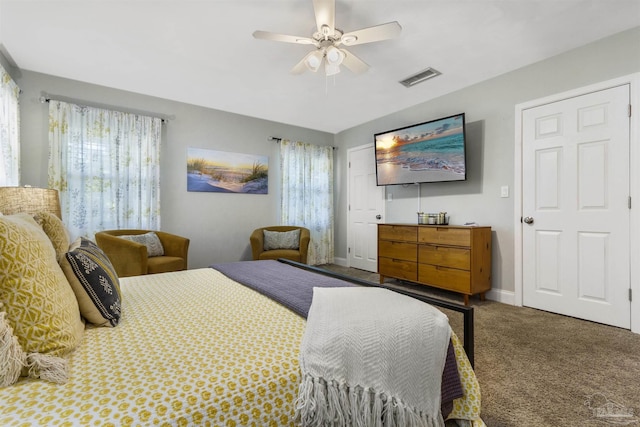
top-left (522, 85), bottom-right (631, 328)
top-left (348, 145), bottom-right (384, 272)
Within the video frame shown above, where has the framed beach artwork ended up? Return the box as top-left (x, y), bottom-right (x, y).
top-left (187, 147), bottom-right (268, 194)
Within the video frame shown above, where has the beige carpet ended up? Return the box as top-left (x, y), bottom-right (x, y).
top-left (320, 264), bottom-right (640, 427)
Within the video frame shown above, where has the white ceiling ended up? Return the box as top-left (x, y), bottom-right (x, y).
top-left (1, 1), bottom-right (639, 134)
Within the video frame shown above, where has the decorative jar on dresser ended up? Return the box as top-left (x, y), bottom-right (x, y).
top-left (378, 223), bottom-right (492, 305)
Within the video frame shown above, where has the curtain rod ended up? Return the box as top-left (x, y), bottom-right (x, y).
top-left (268, 136), bottom-right (336, 150)
top-left (40, 93), bottom-right (173, 123)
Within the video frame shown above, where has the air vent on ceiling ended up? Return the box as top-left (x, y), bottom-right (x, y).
top-left (399, 67), bottom-right (441, 88)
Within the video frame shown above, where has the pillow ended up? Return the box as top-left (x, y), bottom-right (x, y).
top-left (119, 231), bottom-right (164, 257)
top-left (263, 229), bottom-right (300, 251)
top-left (33, 211), bottom-right (70, 263)
top-left (60, 237), bottom-right (122, 327)
top-left (0, 213), bottom-right (84, 383)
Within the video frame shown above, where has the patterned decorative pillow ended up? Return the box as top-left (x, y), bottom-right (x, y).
top-left (0, 213), bottom-right (84, 383)
top-left (33, 211), bottom-right (70, 263)
top-left (60, 238), bottom-right (122, 327)
top-left (263, 229), bottom-right (300, 251)
top-left (119, 232), bottom-right (164, 257)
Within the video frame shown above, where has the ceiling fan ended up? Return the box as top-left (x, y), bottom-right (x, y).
top-left (252, 0), bottom-right (401, 76)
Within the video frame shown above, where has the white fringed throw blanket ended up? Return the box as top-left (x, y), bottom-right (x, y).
top-left (296, 287), bottom-right (452, 427)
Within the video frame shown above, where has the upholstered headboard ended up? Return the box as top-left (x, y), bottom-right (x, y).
top-left (0, 187), bottom-right (62, 219)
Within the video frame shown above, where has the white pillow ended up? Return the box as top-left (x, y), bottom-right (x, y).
top-left (263, 229), bottom-right (300, 251)
top-left (119, 232), bottom-right (164, 257)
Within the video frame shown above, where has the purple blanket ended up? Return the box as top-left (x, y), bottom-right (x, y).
top-left (210, 259), bottom-right (353, 317)
top-left (209, 259), bottom-right (463, 416)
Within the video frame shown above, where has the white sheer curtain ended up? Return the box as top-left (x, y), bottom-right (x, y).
top-left (0, 64), bottom-right (20, 186)
top-left (48, 100), bottom-right (162, 239)
top-left (280, 140), bottom-right (334, 265)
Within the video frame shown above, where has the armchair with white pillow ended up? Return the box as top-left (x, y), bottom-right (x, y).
top-left (95, 229), bottom-right (189, 277)
top-left (250, 225), bottom-right (310, 264)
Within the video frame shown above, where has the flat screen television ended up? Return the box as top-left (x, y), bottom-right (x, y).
top-left (375, 113), bottom-right (467, 186)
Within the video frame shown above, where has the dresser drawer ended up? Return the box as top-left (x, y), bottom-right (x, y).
top-left (379, 224), bottom-right (418, 242)
top-left (418, 264), bottom-right (471, 293)
top-left (418, 245), bottom-right (470, 270)
top-left (379, 240), bottom-right (417, 261)
top-left (379, 257), bottom-right (417, 282)
top-left (419, 227), bottom-right (470, 247)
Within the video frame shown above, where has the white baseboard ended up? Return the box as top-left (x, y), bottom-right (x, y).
top-left (486, 288), bottom-right (516, 305)
top-left (333, 257), bottom-right (348, 267)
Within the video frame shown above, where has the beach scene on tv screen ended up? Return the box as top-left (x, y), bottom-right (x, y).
top-left (375, 114), bottom-right (466, 185)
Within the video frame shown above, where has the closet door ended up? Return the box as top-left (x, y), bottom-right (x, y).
top-left (522, 84), bottom-right (631, 328)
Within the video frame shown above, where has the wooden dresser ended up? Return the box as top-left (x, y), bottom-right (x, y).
top-left (378, 224), bottom-right (492, 305)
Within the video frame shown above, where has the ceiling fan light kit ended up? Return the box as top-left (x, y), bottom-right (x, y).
top-left (305, 51), bottom-right (324, 72)
top-left (253, 0), bottom-right (401, 77)
top-left (325, 62), bottom-right (341, 76)
top-left (325, 46), bottom-right (344, 65)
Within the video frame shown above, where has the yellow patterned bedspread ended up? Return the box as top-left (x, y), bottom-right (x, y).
top-left (0, 268), bottom-right (484, 426)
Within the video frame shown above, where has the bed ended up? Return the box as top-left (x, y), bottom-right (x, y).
top-left (0, 187), bottom-right (485, 426)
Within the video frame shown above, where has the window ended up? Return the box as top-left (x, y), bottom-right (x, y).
top-left (48, 100), bottom-right (162, 239)
top-left (280, 140), bottom-right (334, 265)
top-left (0, 64), bottom-right (20, 186)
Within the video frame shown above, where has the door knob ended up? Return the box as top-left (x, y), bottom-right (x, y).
top-left (523, 216), bottom-right (534, 224)
top-left (376, 214), bottom-right (382, 220)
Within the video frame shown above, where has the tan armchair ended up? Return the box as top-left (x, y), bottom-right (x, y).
top-left (95, 229), bottom-right (190, 278)
top-left (250, 226), bottom-right (310, 264)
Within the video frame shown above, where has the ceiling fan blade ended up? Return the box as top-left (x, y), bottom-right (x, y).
top-left (253, 30), bottom-right (316, 45)
top-left (340, 21), bottom-right (402, 46)
top-left (291, 59), bottom-right (308, 75)
top-left (340, 48), bottom-right (369, 74)
top-left (313, 0), bottom-right (335, 36)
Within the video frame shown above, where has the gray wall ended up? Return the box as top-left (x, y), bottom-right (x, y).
top-left (9, 26), bottom-right (640, 293)
top-left (334, 26), bottom-right (640, 296)
top-left (16, 71), bottom-right (333, 269)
